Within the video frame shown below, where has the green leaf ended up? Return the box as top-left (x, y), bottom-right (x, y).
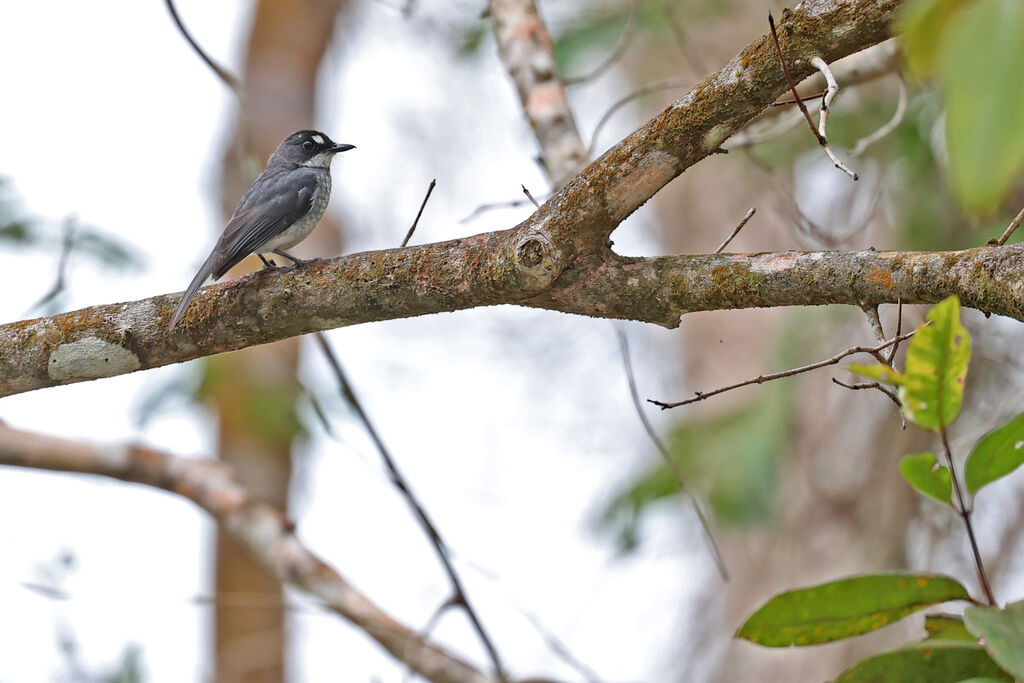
top-left (736, 574), bottom-right (970, 646)
top-left (964, 600), bottom-right (1024, 678)
top-left (899, 296), bottom-right (970, 431)
top-left (847, 363), bottom-right (905, 385)
top-left (900, 0), bottom-right (964, 75)
top-left (965, 413), bottom-right (1024, 494)
top-left (834, 641), bottom-right (1010, 682)
top-left (925, 614), bottom-right (977, 642)
top-left (900, 453), bottom-right (952, 504)
top-left (942, 0), bottom-right (1024, 214)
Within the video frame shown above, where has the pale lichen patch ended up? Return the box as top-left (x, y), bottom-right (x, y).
top-left (605, 150), bottom-right (678, 222)
top-left (748, 252), bottom-right (801, 274)
top-left (48, 338), bottom-right (141, 381)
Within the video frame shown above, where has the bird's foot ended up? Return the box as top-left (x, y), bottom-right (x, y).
top-left (257, 254), bottom-right (280, 271)
top-left (273, 250), bottom-right (320, 270)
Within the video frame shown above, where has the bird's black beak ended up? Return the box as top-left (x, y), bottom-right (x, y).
top-left (330, 143), bottom-right (355, 154)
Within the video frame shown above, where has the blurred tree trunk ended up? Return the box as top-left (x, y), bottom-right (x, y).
top-left (208, 1), bottom-right (348, 680)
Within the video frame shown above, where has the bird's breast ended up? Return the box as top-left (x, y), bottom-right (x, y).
top-left (260, 173), bottom-right (331, 252)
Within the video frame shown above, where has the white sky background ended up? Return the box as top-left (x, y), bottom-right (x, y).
top-left (0, 2), bottom-right (716, 681)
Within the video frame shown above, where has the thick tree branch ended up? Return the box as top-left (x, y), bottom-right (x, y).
top-left (5, 242), bottom-right (1021, 398)
top-left (1, 0), bottom-right (917, 398)
top-left (0, 424), bottom-right (491, 683)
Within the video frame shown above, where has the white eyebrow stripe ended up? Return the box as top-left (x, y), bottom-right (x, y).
top-left (311, 135), bottom-right (324, 145)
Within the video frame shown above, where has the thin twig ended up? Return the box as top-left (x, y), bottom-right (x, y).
top-left (521, 185), bottom-right (541, 209)
top-left (588, 79), bottom-right (688, 155)
top-left (768, 14), bottom-right (856, 180)
top-left (831, 378), bottom-right (905, 429)
top-left (990, 205), bottom-right (1024, 246)
top-left (850, 75), bottom-right (907, 156)
top-left (26, 217), bottom-right (76, 314)
top-left (810, 56), bottom-right (858, 180)
top-left (163, 0), bottom-right (240, 90)
top-left (770, 90), bottom-right (827, 107)
top-left (861, 304), bottom-right (886, 344)
top-left (313, 333), bottom-right (506, 679)
top-left (938, 426), bottom-right (996, 605)
top-left (459, 198), bottom-right (533, 224)
top-left (886, 298), bottom-right (904, 364)
top-left (616, 328), bottom-right (729, 580)
top-left (521, 608), bottom-right (606, 682)
top-left (650, 328), bottom-right (919, 410)
top-left (768, 13), bottom-right (823, 145)
top-left (714, 208), bottom-right (756, 254)
top-left (163, 0), bottom-right (257, 176)
top-left (564, 0), bottom-right (637, 86)
top-left (400, 179), bottom-right (436, 248)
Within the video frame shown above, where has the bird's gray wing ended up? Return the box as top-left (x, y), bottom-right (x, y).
top-left (210, 167), bottom-right (320, 279)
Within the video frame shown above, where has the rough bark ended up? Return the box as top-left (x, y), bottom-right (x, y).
top-left (3, 241), bottom-right (1021, 398)
top-left (0, 424), bottom-right (491, 683)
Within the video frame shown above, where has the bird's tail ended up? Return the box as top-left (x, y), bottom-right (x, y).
top-left (167, 251), bottom-right (218, 332)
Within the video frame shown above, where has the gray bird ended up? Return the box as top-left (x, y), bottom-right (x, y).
top-left (168, 129), bottom-right (355, 332)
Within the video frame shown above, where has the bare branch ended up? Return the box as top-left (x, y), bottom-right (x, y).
top-left (649, 328), bottom-right (918, 410)
top-left (401, 179), bottom-right (437, 248)
top-left (6, 243), bottom-right (1024, 398)
top-left (26, 217), bottom-right (76, 314)
top-left (313, 333), bottom-right (507, 679)
top-left (521, 184), bottom-right (541, 209)
top-left (850, 75), bottom-right (907, 156)
top-left (809, 56), bottom-right (859, 180)
top-left (490, 0), bottom-right (588, 187)
top-left (990, 205), bottom-right (1024, 246)
top-left (0, 424), bottom-right (491, 683)
top-left (831, 377), bottom-right (906, 429)
top-left (616, 328), bottom-right (728, 579)
top-left (713, 208), bottom-right (756, 254)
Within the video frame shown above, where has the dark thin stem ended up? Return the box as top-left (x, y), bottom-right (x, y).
top-left (770, 90), bottom-right (827, 107)
top-left (714, 208), bottom-right (756, 254)
top-left (521, 184), bottom-right (541, 209)
top-left (400, 179), bottom-right (436, 248)
top-left (768, 13), bottom-right (826, 147)
top-left (886, 298), bottom-right (904, 364)
top-left (616, 328), bottom-right (729, 580)
top-left (459, 198), bottom-right (532, 224)
top-left (830, 378), bottom-right (905, 429)
top-left (164, 0), bottom-right (241, 91)
top-left (313, 333), bottom-right (507, 679)
top-left (938, 426), bottom-right (996, 606)
top-left (650, 328), bottom-right (919, 410)
top-left (163, 0), bottom-right (257, 177)
top-left (27, 217), bottom-right (76, 314)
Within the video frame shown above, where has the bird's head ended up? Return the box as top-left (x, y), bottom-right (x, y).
top-left (270, 130), bottom-right (355, 169)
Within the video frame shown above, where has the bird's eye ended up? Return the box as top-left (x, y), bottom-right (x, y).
top-left (302, 140), bottom-right (315, 151)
